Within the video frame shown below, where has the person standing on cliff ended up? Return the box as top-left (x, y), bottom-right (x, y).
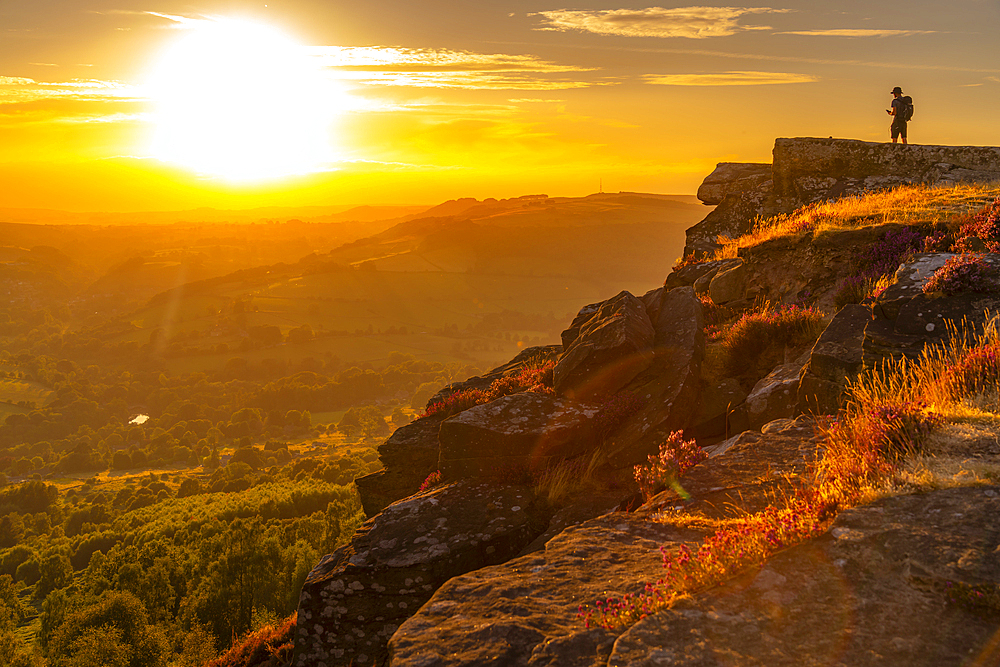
top-left (887, 86), bottom-right (908, 144)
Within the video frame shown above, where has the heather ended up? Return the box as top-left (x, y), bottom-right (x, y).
top-left (922, 253), bottom-right (1000, 296)
top-left (423, 359), bottom-right (556, 419)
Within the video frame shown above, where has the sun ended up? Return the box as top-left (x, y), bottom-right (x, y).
top-left (147, 18), bottom-right (341, 181)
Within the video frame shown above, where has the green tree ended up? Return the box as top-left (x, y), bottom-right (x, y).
top-left (48, 591), bottom-right (168, 667)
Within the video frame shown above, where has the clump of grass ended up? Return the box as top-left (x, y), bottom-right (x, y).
top-left (923, 254), bottom-right (1000, 296)
top-left (721, 302), bottom-right (826, 387)
top-left (491, 452), bottom-right (603, 505)
top-left (424, 360), bottom-right (556, 419)
top-left (698, 294), bottom-right (740, 340)
top-left (633, 431), bottom-right (706, 501)
top-left (945, 581), bottom-right (1000, 615)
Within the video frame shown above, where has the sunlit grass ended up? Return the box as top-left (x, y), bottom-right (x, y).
top-left (714, 183), bottom-right (1000, 261)
top-left (580, 317), bottom-right (1000, 630)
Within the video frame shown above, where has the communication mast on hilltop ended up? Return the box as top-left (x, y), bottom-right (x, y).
top-left (599, 178), bottom-right (603, 194)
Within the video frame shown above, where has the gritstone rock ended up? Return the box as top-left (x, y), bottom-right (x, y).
top-left (797, 303), bottom-right (872, 415)
top-left (294, 480), bottom-right (547, 667)
top-left (863, 253), bottom-right (1000, 367)
top-left (553, 290), bottom-right (655, 400)
top-left (437, 392), bottom-right (601, 479)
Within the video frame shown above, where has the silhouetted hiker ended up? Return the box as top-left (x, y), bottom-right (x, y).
top-left (887, 86), bottom-right (912, 145)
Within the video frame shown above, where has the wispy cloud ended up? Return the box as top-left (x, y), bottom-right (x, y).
top-left (644, 70), bottom-right (818, 85)
top-left (778, 29), bottom-right (936, 37)
top-left (0, 75), bottom-right (143, 112)
top-left (310, 46), bottom-right (603, 89)
top-left (532, 6), bottom-right (790, 39)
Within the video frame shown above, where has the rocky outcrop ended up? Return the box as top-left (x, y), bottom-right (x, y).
top-left (553, 291), bottom-right (655, 400)
top-left (387, 420), bottom-right (825, 666)
top-left (696, 162), bottom-right (772, 205)
top-left (685, 180), bottom-right (773, 259)
top-left (863, 253), bottom-right (1000, 366)
top-left (294, 480), bottom-right (547, 667)
top-left (437, 393), bottom-right (600, 478)
top-left (683, 137), bottom-right (1000, 260)
top-left (772, 137), bottom-right (1000, 208)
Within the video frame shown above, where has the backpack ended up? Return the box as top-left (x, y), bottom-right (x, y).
top-left (900, 96), bottom-right (914, 122)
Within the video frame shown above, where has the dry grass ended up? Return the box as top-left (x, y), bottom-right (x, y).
top-left (714, 183), bottom-right (1000, 261)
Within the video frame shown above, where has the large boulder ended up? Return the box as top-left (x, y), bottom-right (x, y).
top-left (293, 480), bottom-right (548, 667)
top-left (696, 162), bottom-right (772, 205)
top-left (553, 291), bottom-right (655, 400)
top-left (797, 303), bottom-right (873, 415)
top-left (599, 287), bottom-right (705, 468)
top-left (862, 253), bottom-right (1000, 366)
top-left (708, 258), bottom-right (747, 305)
top-left (745, 357), bottom-right (808, 431)
top-left (437, 392), bottom-right (600, 478)
top-left (355, 416), bottom-right (443, 518)
top-left (689, 376), bottom-right (749, 440)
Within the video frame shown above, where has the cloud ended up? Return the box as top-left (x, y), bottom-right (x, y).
top-left (644, 70), bottom-right (818, 85)
top-left (532, 6), bottom-right (790, 39)
top-left (778, 29), bottom-right (936, 37)
top-left (0, 75), bottom-right (143, 108)
top-left (309, 46), bottom-right (604, 90)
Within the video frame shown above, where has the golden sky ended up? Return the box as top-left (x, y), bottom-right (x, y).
top-left (2, 1), bottom-right (999, 211)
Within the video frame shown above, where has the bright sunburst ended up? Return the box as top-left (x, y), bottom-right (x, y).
top-left (147, 18), bottom-right (341, 181)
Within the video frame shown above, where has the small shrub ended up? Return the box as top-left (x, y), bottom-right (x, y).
top-left (923, 230), bottom-right (952, 252)
top-left (418, 470), bottom-right (443, 493)
top-left (922, 253), bottom-right (1000, 296)
top-left (832, 275), bottom-right (870, 309)
top-left (856, 227), bottom-right (926, 279)
top-left (633, 431), bottom-right (706, 500)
